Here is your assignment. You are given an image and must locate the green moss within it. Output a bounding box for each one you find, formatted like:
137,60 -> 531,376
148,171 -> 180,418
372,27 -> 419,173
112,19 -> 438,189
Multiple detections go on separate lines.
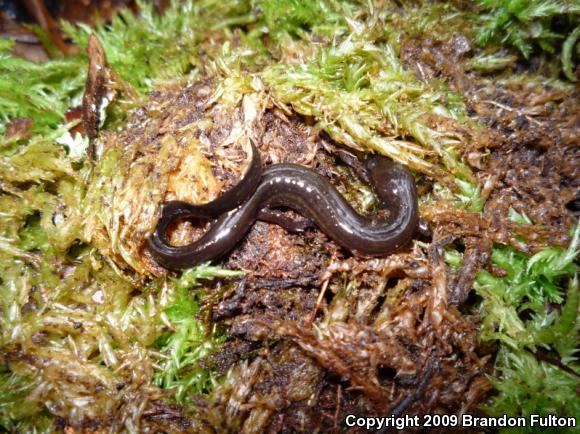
475,224 -> 580,419
0,40 -> 86,135
562,25 -> 580,80
154,265 -> 244,402
474,0 -> 580,77
0,370 -> 50,433
256,0 -> 348,42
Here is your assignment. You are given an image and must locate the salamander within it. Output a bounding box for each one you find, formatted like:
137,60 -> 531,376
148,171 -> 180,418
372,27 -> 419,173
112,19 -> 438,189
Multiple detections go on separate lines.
148,153 -> 419,270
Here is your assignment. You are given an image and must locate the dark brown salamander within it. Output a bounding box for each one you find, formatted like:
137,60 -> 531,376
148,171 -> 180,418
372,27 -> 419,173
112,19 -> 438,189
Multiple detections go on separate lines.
148,153 -> 419,270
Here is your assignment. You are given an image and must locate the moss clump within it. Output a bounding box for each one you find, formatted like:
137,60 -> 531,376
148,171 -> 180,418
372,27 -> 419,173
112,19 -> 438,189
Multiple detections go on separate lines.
474,0 -> 580,79
475,224 -> 579,421
0,0 -> 578,431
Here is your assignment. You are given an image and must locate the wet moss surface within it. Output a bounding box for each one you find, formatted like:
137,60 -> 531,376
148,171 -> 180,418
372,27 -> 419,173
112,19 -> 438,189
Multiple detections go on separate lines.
0,1 -> 578,432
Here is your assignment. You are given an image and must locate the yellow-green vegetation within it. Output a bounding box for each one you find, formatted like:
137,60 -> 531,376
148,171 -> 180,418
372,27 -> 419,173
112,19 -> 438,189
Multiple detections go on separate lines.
474,0 -> 580,80
262,38 -> 474,183
0,0 -> 578,431
0,123 -> 238,428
